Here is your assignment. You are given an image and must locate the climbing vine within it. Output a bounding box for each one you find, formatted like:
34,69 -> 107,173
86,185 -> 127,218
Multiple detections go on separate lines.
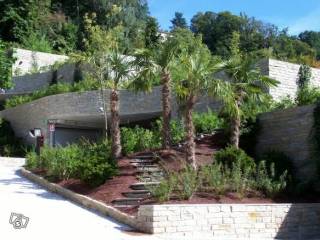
0,40 -> 16,89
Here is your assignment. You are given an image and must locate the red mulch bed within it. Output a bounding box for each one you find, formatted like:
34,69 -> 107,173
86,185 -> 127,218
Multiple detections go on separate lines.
32,133 -> 320,216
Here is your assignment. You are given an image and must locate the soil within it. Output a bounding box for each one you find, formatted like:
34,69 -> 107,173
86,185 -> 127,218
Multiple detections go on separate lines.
32,133 -> 320,216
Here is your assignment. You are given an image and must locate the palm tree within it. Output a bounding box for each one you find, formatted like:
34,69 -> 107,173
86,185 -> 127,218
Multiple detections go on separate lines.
172,32 -> 225,169
82,14 -> 133,158
107,52 -> 133,158
131,39 -> 178,149
211,55 -> 278,149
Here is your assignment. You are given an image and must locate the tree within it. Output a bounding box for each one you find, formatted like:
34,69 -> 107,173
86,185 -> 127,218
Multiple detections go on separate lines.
172,30 -> 225,169
170,12 -> 188,30
131,37 -> 179,149
54,0 -> 149,51
83,13 -> 133,159
299,31 -> 320,60
212,54 -> 278,148
0,0 -> 51,42
145,16 -> 160,49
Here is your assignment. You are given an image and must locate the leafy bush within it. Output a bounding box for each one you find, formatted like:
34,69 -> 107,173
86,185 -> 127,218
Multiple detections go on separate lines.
200,163 -> 228,195
152,118 -> 185,145
214,145 -> 255,171
121,126 -> 160,155
25,140 -> 117,187
25,151 -> 38,169
193,110 -> 224,134
175,166 -> 199,200
272,95 -> 296,110
76,140 -> 117,187
227,158 -> 253,197
260,150 -> 294,179
255,161 -> 287,197
296,86 -> 320,106
0,41 -> 16,89
22,32 -> 53,53
41,144 -> 82,181
5,78 -> 101,109
148,175 -> 177,202
0,119 -> 25,156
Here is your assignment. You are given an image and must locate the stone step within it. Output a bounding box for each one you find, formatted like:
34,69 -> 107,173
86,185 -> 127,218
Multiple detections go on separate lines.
122,190 -> 151,198
139,176 -> 164,183
112,198 -> 144,206
130,159 -> 156,164
130,182 -> 160,190
131,162 -> 158,168
131,155 -> 154,160
136,166 -> 161,172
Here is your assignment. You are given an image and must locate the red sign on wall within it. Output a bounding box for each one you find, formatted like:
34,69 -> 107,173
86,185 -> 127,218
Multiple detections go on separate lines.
49,124 -> 55,132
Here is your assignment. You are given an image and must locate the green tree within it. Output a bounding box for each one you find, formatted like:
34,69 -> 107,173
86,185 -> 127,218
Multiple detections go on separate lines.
0,40 -> 16,89
131,37 -> 179,149
0,0 -> 51,42
83,14 -> 133,158
212,54 -> 278,148
54,0 -> 149,51
170,12 -> 188,30
145,16 -> 160,49
172,30 -> 225,169
299,31 -> 320,60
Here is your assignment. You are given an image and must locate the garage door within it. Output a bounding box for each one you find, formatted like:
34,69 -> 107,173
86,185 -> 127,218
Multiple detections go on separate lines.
54,127 -> 102,147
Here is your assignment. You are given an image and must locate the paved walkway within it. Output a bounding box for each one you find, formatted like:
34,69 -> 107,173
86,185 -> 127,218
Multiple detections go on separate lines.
0,157 -> 162,240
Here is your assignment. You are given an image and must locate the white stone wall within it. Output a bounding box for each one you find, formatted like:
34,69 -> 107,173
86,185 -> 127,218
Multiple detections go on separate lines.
268,59 -> 320,101
12,48 -> 69,76
137,204 -> 320,239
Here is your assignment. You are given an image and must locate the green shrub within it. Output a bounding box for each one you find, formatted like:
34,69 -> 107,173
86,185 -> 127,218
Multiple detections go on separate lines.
296,86 -> 320,106
152,119 -> 185,145
200,163 -> 228,195
5,79 -> 101,109
227,159 -> 253,197
272,95 -> 296,110
175,167 -> 199,200
22,32 -> 53,53
25,140 -> 117,187
41,144 -> 82,181
0,119 -> 25,156
193,110 -> 224,134
25,151 -> 38,170
215,146 -> 256,171
260,150 -> 294,179
148,175 -> 177,202
255,161 -> 288,197
77,140 -> 117,187
121,126 -> 160,155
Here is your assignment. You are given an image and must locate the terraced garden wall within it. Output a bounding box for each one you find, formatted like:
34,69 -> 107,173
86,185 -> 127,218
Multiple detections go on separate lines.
136,204 -> 320,239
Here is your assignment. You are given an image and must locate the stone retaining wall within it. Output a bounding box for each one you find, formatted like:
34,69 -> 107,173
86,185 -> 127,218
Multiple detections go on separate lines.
137,204 -> 320,239
256,104 -> 316,181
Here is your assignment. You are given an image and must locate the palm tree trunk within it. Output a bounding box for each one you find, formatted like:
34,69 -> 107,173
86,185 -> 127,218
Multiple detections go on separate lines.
110,89 -> 122,159
230,103 -> 241,149
161,69 -> 172,149
185,95 -> 197,170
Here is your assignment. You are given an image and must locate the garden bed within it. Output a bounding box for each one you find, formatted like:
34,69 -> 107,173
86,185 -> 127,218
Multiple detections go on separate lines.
28,134 -> 320,218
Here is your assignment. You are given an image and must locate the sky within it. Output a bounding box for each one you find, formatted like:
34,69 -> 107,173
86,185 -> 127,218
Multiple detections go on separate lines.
148,0 -> 320,35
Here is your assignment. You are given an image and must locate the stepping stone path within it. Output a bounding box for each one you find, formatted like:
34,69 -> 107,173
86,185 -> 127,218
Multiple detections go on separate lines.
112,153 -> 164,208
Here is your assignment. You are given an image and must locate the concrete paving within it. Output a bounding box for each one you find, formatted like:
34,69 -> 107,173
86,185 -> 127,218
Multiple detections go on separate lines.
0,157 -> 163,240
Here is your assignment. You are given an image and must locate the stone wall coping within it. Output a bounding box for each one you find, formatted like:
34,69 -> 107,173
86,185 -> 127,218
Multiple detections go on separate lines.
139,203 -> 320,209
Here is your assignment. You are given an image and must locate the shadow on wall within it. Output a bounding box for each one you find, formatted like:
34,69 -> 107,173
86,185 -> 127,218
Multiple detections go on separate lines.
275,204 -> 320,239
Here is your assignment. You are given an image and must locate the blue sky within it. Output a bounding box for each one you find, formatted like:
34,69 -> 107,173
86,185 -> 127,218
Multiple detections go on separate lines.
148,0 -> 320,35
